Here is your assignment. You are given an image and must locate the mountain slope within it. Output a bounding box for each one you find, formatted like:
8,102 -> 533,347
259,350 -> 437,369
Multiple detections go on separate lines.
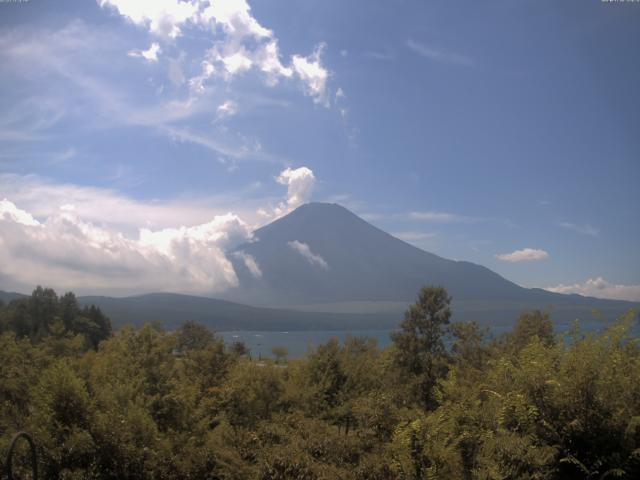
226,203 -> 520,304
222,203 -> 637,322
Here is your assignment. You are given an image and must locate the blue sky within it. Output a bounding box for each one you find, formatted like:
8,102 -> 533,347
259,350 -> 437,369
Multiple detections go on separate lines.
0,0 -> 639,300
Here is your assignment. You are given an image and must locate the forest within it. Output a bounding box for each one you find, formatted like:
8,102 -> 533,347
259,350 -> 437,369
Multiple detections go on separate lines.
0,286 -> 639,479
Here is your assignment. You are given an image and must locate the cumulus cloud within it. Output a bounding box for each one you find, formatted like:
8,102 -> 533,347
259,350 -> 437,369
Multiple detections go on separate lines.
0,165 -> 317,294
0,173 -> 250,232
546,277 -> 640,302
128,42 -> 161,61
0,199 -> 253,295
291,43 -> 330,105
287,240 -> 328,270
495,248 -> 549,263
99,0 -> 331,105
274,166 -> 316,216
0,198 -> 40,226
99,0 -> 199,39
138,213 -> 252,253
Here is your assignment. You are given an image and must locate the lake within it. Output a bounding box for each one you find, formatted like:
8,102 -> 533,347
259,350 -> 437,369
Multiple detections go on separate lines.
219,319 -> 640,359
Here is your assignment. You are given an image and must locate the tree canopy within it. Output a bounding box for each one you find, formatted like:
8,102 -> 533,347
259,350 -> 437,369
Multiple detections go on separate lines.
0,286 -> 639,479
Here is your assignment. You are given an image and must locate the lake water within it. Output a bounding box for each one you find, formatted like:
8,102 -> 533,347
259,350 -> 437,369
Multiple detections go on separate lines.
219,320 -> 640,359
219,329 -> 394,359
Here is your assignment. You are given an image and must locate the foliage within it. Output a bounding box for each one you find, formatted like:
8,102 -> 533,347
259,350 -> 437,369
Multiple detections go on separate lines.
0,287 -> 112,349
391,286 -> 452,409
0,287 -> 639,479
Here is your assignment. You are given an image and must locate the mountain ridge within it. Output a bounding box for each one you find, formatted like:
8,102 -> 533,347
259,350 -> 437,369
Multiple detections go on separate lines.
224,203 -> 631,308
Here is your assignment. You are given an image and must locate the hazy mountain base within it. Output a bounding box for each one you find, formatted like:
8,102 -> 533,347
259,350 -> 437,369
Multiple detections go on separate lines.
1,287 -> 639,479
3,289 -> 638,333
69,293 -> 636,331
76,294 -> 640,331
281,299 -> 639,325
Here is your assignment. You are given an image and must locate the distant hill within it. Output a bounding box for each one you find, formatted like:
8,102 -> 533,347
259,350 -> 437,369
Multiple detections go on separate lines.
0,290 -> 26,304
78,293 -> 637,331
5,287 -> 633,332
76,293 -> 398,331
0,289 -> 398,331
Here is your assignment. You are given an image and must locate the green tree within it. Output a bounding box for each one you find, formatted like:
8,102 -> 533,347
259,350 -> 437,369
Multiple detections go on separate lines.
391,285 -> 451,409
449,320 -> 490,372
230,340 -> 250,358
176,320 -> 215,351
28,286 -> 58,339
508,309 -> 554,352
74,305 -> 112,349
58,291 -> 80,331
222,360 -> 284,428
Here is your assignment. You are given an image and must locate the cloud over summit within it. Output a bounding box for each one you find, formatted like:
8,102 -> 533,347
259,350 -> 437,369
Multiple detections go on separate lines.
0,165 -> 316,295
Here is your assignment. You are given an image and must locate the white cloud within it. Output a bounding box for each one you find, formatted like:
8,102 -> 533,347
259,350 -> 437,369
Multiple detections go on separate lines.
0,173 -> 241,232
99,0 -> 331,106
495,248 -> 549,263
291,44 -> 330,105
99,0 -> 199,39
138,213 -> 253,254
0,200 -> 252,295
274,166 -> 316,215
0,198 -> 41,226
546,277 -> 640,302
0,166 -> 317,294
233,251 -> 262,278
217,99 -> 238,119
287,240 -> 328,270
407,39 -> 474,67
200,0 -> 271,38
558,222 -> 599,237
1,12 -> 333,167
0,168 -> 314,233
128,42 -> 161,61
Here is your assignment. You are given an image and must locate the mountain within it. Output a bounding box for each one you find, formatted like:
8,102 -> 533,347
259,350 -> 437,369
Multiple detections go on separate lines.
1,203 -> 637,330
0,290 -> 27,304
222,202 -> 638,324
